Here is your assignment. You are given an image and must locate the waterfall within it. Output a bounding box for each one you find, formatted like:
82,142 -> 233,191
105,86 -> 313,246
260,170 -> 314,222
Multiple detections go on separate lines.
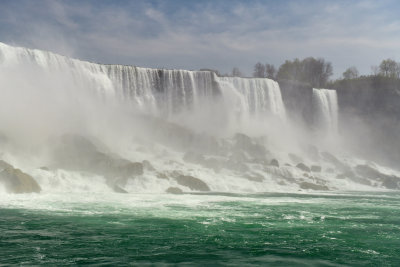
217,77 -> 286,121
0,42 -> 286,126
312,88 -> 338,133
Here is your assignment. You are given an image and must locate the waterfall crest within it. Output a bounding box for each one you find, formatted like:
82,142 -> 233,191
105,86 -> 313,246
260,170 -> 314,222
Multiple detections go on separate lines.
0,42 -> 285,125
312,88 -> 339,133
217,77 -> 286,120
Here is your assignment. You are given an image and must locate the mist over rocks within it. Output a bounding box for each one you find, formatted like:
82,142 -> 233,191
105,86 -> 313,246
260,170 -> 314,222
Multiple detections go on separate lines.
0,160 -> 41,193
0,42 -> 399,194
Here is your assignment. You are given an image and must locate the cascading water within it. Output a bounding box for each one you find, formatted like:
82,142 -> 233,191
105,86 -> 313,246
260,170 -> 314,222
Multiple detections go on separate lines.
0,41 -> 286,128
312,88 -> 339,134
0,42 -> 217,117
1,41 -> 399,196
217,77 -> 286,121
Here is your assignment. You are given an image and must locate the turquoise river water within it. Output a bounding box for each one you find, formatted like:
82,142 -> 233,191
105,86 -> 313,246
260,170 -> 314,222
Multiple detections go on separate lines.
1,191 -> 399,266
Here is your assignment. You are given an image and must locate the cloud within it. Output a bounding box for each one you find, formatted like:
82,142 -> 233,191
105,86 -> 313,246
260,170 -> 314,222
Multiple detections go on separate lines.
0,0 -> 399,78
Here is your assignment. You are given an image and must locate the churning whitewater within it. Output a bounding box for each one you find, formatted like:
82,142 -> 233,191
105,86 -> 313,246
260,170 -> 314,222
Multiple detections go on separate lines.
1,42 -> 400,195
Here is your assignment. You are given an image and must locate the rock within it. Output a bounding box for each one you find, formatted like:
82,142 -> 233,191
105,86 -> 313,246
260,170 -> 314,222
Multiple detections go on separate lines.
191,134 -> 221,155
247,143 -> 268,160
336,170 -> 371,185
234,133 -> 267,160
166,187 -> 183,194
234,133 -> 253,149
52,134 -> 144,179
270,159 -> 279,167
175,175 -> 210,191
382,178 -> 399,189
289,153 -> 303,164
245,173 -> 264,182
321,152 -> 350,172
311,165 -> 322,172
112,184 -> 128,193
296,163 -> 311,172
39,166 -> 50,171
355,165 -> 399,189
117,162 -> 143,177
142,160 -> 155,171
299,182 -> 329,191
0,160 -> 41,193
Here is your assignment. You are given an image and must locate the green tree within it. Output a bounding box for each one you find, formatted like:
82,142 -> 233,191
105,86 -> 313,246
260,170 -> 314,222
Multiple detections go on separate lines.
379,59 -> 400,78
343,66 -> 359,79
265,64 -> 276,79
276,57 -> 333,87
253,62 -> 266,78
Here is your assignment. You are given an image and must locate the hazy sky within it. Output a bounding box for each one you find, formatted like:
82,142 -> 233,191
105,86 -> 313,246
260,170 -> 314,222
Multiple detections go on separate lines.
1,0 -> 400,78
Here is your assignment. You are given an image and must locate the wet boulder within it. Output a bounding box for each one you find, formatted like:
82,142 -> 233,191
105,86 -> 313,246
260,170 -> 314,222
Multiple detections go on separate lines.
142,160 -> 156,171
175,175 -> 210,191
245,173 -> 264,182
166,187 -> 183,194
0,160 -> 41,193
117,162 -> 143,177
289,153 -> 303,164
321,152 -> 350,172
355,165 -> 400,189
299,182 -> 329,191
270,159 -> 279,167
51,134 -> 143,179
311,165 -> 322,172
234,133 -> 267,160
112,184 -> 128,193
296,163 -> 311,172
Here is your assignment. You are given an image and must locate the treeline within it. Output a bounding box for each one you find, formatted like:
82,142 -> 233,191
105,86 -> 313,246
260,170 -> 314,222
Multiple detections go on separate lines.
202,57 -> 400,88
233,57 -> 333,88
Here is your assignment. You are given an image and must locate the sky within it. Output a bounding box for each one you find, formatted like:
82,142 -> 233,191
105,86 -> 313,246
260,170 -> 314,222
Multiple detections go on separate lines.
1,0 -> 400,78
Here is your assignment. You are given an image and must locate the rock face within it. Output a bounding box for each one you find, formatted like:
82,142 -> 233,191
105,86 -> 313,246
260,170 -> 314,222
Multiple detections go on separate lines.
234,133 -> 267,160
288,153 -> 303,164
142,160 -> 155,171
0,160 -> 41,193
299,182 -> 329,191
52,134 -> 143,179
296,163 -> 311,172
311,165 -> 322,172
333,76 -> 400,165
270,159 -> 279,167
175,175 -> 210,191
166,187 -> 183,194
321,152 -> 349,172
279,79 -> 313,125
355,165 -> 400,189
